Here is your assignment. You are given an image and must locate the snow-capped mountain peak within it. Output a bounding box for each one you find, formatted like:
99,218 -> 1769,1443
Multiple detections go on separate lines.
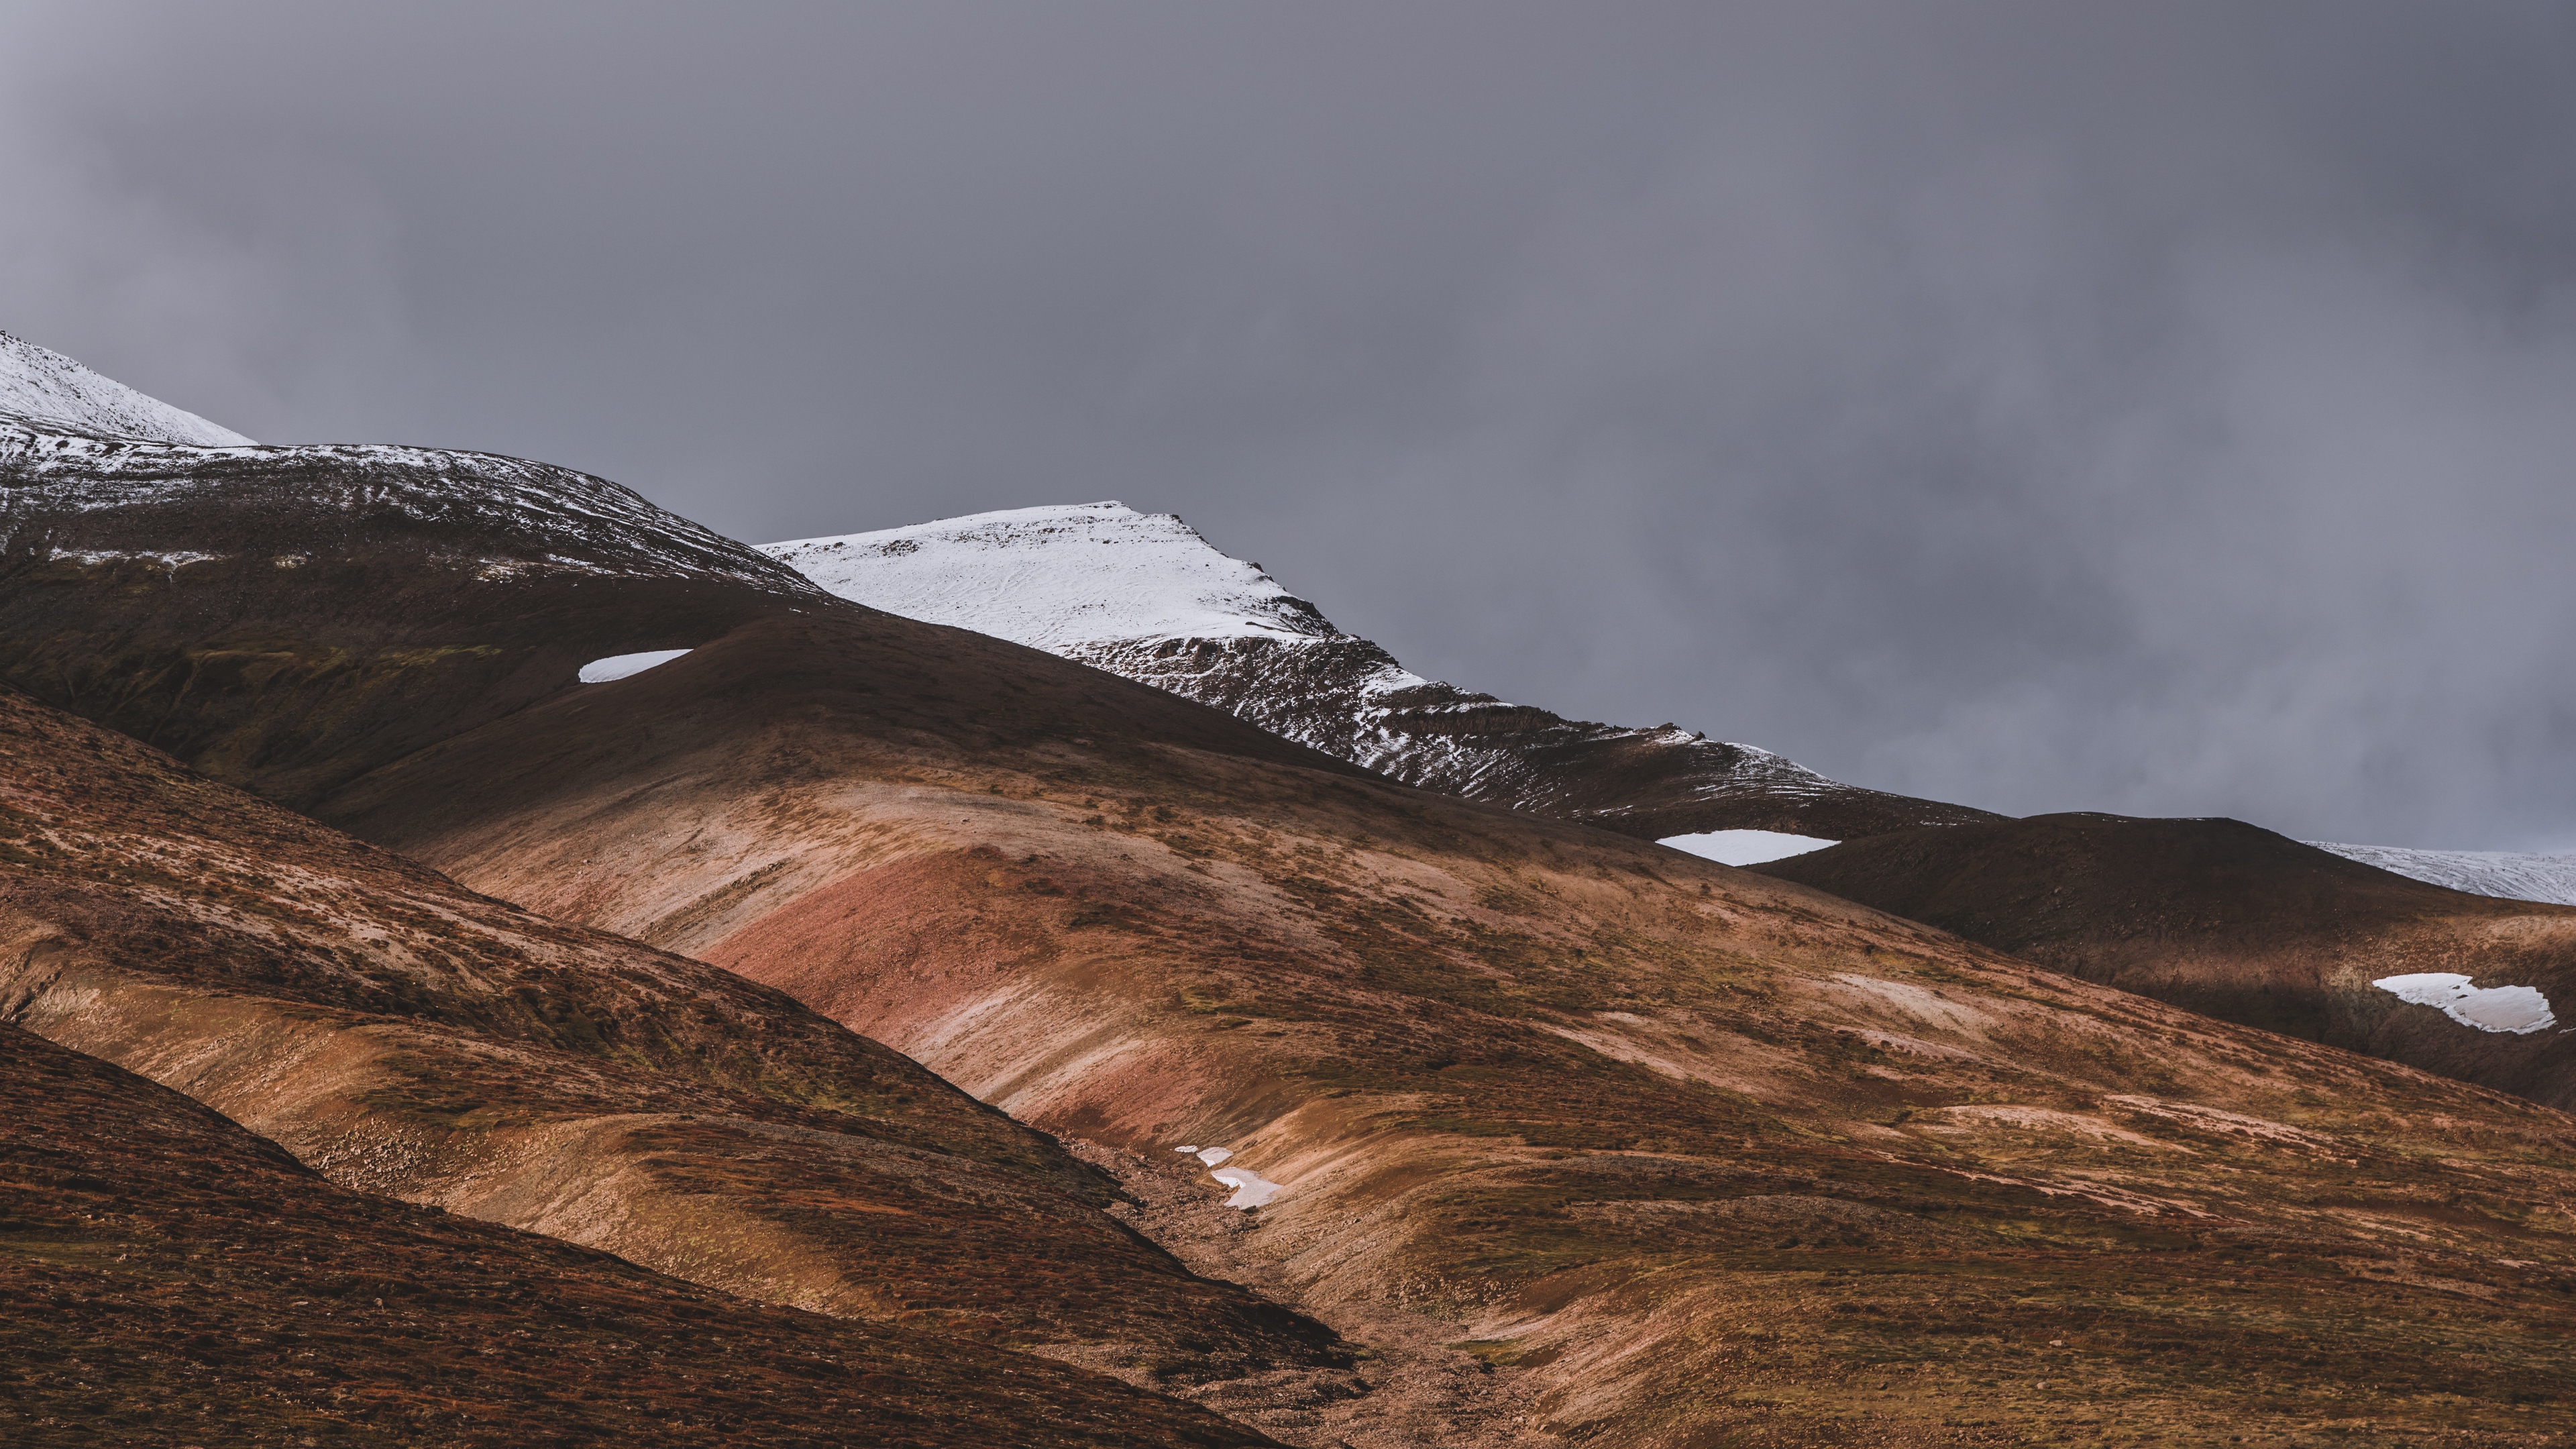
0,331 -> 253,447
762,501 -> 1998,841
761,502 -> 1343,653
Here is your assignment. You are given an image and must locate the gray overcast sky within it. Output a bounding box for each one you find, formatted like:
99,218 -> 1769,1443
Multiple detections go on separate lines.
7,2 -> 2575,849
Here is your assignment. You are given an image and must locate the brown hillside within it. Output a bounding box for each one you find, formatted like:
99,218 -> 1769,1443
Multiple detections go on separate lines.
1752,813 -> 2576,1108
16,437 -> 2576,1441
324,608 -> 2576,1447
0,686 -> 1342,1385
0,1021 -> 1275,1448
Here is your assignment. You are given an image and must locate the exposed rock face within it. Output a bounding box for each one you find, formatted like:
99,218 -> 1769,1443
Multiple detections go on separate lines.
1754,812 -> 2576,1107
763,502 -> 1998,841
0,1022 -> 1279,1448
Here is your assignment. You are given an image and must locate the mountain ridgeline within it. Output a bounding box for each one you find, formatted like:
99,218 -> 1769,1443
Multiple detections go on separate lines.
762,502 -> 2000,842
11,338 -> 2576,1444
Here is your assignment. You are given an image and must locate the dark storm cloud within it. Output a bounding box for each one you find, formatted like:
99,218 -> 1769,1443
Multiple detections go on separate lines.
7,2 -> 2576,847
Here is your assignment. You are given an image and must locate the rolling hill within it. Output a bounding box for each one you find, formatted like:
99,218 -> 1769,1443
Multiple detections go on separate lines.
1753,813 -> 2576,1108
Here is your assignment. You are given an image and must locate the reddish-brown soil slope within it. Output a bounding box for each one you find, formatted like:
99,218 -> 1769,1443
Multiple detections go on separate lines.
325,609 -> 2576,1446
0,687 -> 1341,1385
1753,813 -> 2576,1108
0,1021 -> 1277,1448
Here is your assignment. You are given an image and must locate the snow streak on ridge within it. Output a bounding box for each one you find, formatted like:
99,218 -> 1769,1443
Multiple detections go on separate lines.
2310,841 -> 2576,908
1,421 -> 821,595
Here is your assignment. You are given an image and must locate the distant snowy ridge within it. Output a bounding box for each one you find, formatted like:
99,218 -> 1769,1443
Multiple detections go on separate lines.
765,502 -> 1346,653
1,420 -> 819,595
0,331 -> 252,447
761,502 -> 1997,840
2310,842 -> 2576,908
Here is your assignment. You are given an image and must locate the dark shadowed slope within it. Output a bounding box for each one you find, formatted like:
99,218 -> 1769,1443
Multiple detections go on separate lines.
0,686 -> 1343,1385
1754,812 -> 2576,1108
0,1022 -> 1277,1449
763,502 -> 1997,841
0,417 -> 822,810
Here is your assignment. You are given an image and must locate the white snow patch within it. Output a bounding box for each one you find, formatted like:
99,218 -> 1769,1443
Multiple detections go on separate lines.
578,649 -> 691,684
1173,1144 -> 1201,1155
1194,1146 -> 1234,1167
0,331 -> 252,446
759,501 -> 1346,653
1210,1165 -> 1283,1209
2310,842 -> 2576,908
1660,829 -> 1837,866
2372,973 -> 2556,1034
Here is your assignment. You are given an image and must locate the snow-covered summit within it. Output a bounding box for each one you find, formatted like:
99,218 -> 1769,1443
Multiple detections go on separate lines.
0,331 -> 252,447
761,500 -> 1999,841
761,502 -> 1345,653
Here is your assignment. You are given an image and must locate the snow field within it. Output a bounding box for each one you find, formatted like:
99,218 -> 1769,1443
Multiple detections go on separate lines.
1660,829 -> 1838,866
578,649 -> 692,684
761,502 -> 1343,653
2371,973 -> 2556,1034
1175,1143 -> 1274,1208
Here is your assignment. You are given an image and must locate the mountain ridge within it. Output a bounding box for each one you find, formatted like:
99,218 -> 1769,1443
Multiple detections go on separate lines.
762,502 -> 2000,842
19,347 -> 2576,1444
0,330 -> 253,447
1752,812 -> 2576,1107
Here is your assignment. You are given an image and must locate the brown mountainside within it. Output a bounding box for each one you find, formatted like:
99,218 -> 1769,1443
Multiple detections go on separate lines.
327,610 -> 2576,1444
1752,813 -> 2576,1108
13,430 -> 2576,1441
0,687 -> 1341,1385
0,1021 -> 1275,1448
